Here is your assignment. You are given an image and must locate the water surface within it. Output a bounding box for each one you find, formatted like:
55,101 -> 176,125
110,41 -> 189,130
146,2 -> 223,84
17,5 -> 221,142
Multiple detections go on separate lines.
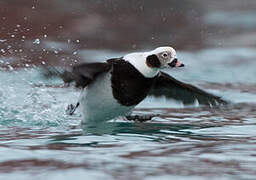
1,48 -> 256,180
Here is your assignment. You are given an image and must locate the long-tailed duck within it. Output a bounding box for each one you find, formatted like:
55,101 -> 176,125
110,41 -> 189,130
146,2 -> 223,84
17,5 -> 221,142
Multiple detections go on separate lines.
45,46 -> 227,123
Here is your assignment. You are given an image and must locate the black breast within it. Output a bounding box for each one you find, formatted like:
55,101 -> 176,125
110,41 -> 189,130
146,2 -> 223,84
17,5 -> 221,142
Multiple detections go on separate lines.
108,59 -> 156,106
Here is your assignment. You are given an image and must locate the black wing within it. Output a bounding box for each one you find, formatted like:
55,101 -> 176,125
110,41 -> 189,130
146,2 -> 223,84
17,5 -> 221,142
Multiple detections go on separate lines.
42,62 -> 112,88
149,71 -> 228,106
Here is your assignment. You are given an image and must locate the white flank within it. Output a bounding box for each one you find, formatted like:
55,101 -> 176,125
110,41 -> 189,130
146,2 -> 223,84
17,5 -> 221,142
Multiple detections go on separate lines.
79,72 -> 134,123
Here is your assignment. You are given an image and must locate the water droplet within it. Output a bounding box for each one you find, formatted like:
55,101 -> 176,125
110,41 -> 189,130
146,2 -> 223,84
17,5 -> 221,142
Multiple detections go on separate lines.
0,39 -> 7,43
8,65 -> 14,71
33,39 -> 40,44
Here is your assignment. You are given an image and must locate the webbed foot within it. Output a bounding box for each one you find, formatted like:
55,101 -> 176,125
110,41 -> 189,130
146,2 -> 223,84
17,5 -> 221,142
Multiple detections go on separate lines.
66,102 -> 80,115
125,114 -> 157,122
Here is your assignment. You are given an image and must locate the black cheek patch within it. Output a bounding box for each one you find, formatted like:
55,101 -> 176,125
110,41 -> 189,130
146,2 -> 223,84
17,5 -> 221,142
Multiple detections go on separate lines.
146,54 -> 161,68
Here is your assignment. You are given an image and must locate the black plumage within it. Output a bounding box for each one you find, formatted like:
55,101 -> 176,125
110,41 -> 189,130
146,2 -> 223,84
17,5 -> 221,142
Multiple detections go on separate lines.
149,71 -> 227,106
42,58 -> 227,107
109,59 -> 156,106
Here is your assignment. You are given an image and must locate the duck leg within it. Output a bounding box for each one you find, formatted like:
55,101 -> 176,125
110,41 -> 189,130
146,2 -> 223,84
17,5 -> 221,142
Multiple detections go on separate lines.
66,102 -> 80,115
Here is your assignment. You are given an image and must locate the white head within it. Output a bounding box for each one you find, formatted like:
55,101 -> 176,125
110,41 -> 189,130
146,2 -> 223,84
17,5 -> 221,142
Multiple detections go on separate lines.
124,46 -> 184,78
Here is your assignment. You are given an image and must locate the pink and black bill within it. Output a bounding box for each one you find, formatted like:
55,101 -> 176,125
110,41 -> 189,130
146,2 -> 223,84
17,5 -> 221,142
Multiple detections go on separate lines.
168,58 -> 184,68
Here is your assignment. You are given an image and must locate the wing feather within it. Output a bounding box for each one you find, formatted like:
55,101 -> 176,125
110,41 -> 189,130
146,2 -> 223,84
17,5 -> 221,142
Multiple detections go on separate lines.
42,62 -> 111,88
149,71 -> 228,106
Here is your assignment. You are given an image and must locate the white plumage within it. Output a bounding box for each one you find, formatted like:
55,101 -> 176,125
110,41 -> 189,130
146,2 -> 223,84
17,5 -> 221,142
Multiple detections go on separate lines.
79,71 -> 134,123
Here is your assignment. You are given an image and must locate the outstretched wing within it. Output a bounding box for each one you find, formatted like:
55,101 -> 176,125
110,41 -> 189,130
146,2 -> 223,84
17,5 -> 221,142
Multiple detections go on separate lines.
42,62 -> 112,88
149,71 -> 228,106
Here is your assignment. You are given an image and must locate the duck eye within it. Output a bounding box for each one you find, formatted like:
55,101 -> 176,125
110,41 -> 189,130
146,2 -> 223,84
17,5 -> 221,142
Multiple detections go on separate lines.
162,53 -> 168,58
